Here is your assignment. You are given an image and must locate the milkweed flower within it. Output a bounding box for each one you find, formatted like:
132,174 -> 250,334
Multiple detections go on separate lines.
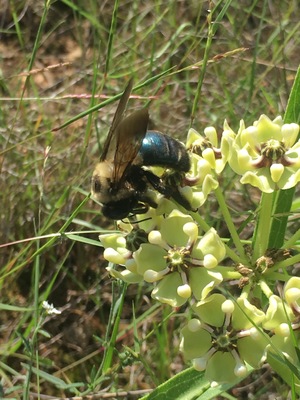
99,207 -> 168,283
180,294 -> 267,384
183,125 -> 235,208
100,230 -> 143,283
265,277 -> 300,389
134,209 -> 226,307
187,123 -> 235,174
228,115 -> 300,192
99,209 -> 225,306
264,277 -> 300,337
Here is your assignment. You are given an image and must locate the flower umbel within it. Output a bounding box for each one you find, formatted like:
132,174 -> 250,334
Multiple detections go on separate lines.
187,123 -> 235,174
180,294 -> 267,384
228,115 -> 300,192
182,125 -> 235,209
134,210 -> 225,307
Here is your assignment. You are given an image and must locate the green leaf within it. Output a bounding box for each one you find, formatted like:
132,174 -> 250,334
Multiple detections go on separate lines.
267,352 -> 300,395
284,66 -> 300,125
38,329 -> 51,338
140,367 -> 245,400
0,303 -> 33,312
67,234 -> 103,247
22,363 -> 84,390
268,188 -> 294,249
268,66 -> 300,249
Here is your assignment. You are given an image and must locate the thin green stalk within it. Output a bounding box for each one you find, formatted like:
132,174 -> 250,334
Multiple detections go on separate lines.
23,244 -> 41,400
213,267 -> 241,280
35,349 -> 40,399
273,253 -> 300,271
283,227 -> 300,249
104,0 -> 119,77
259,279 -> 273,298
190,0 -> 233,127
252,192 -> 273,263
0,194 -> 91,282
245,0 -> 268,112
50,67 -> 176,133
79,46 -> 101,169
23,0 -> 52,94
189,8 -> 213,127
33,252 -> 40,333
192,212 -> 212,232
9,0 -> 25,48
102,281 -> 127,373
214,186 -> 247,262
92,281 -> 128,384
223,245 -> 244,264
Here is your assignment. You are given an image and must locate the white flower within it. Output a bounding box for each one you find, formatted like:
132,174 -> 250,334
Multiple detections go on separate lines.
42,300 -> 61,315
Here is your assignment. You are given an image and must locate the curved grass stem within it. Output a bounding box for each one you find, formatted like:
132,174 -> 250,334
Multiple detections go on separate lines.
214,186 -> 248,263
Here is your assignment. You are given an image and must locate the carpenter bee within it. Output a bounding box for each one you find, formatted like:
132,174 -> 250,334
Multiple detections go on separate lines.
91,79 -> 193,219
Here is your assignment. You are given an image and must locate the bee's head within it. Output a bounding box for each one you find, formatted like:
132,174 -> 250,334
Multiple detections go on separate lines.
91,162 -> 115,203
102,198 -> 139,220
91,161 -> 151,219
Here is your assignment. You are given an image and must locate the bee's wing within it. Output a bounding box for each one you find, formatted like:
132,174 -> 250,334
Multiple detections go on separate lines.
100,78 -> 134,161
100,78 -> 149,185
113,108 -> 149,183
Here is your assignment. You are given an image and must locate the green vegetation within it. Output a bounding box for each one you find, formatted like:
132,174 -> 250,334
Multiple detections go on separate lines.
1,0 -> 300,398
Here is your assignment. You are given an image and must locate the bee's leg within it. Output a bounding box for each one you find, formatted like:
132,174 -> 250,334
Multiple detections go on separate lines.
144,170 -> 197,212
142,169 -> 171,195
163,171 -> 197,212
168,186 -> 196,212
143,169 -> 196,212
138,195 -> 157,210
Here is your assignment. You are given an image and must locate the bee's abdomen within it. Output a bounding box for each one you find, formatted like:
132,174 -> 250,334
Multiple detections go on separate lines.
138,131 -> 190,172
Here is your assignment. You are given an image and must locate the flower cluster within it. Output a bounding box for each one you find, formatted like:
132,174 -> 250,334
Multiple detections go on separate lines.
100,210 -> 226,307
227,115 -> 300,192
98,114 -> 300,387
180,293 -> 267,383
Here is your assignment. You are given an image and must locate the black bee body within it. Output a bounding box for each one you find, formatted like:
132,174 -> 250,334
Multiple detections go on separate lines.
138,131 -> 190,172
91,79 -> 192,219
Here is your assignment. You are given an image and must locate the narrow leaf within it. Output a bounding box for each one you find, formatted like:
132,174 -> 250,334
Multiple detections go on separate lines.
268,66 -> 300,248
140,367 -> 246,400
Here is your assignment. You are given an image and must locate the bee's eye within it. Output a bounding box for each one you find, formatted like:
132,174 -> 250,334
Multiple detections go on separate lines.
92,176 -> 101,193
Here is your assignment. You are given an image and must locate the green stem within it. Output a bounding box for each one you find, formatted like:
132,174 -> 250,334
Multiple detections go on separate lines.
213,267 -> 241,280
95,281 -> 127,378
190,0 -> 232,126
259,279 -> 273,298
0,194 -> 90,282
265,272 -> 291,282
192,212 -> 212,232
223,245 -> 243,264
189,11 -> 214,127
283,227 -> 300,249
104,0 -> 119,77
252,192 -> 274,263
273,253 -> 300,271
214,186 -> 247,262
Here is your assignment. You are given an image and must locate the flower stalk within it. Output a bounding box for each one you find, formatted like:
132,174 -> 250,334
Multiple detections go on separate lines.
252,192 -> 274,262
